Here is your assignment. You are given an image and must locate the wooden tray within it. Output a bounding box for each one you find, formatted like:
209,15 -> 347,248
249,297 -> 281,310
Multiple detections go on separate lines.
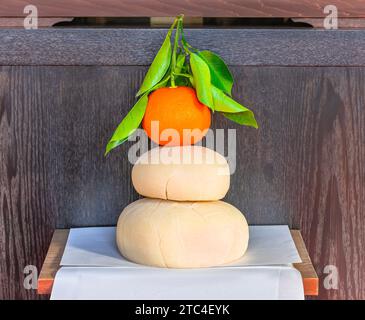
37,229 -> 319,296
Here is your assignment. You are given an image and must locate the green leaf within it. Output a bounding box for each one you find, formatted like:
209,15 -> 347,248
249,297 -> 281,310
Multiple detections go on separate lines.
211,85 -> 247,113
105,94 -> 149,155
211,86 -> 258,128
150,75 -> 171,91
105,138 -> 128,154
198,50 -> 233,96
190,53 -> 214,110
223,112 -> 258,128
136,32 -> 172,97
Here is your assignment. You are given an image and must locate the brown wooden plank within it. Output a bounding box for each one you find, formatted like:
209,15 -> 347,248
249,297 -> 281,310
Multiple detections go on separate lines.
0,18 -> 72,28
1,0 -> 365,18
291,230 -> 319,296
293,18 -> 365,28
37,230 -> 69,295
37,229 -> 317,296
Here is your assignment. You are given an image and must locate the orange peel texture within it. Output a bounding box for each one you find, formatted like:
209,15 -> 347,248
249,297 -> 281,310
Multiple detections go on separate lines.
142,86 -> 211,146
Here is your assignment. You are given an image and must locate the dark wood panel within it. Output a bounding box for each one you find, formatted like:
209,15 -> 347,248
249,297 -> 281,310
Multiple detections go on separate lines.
46,66 -> 145,227
0,66 -> 364,299
0,66 -> 53,299
1,0 -> 365,17
2,29 -> 365,66
225,66 -> 365,299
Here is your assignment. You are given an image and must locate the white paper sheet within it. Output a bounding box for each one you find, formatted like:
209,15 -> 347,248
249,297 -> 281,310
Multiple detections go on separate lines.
60,225 -> 302,267
51,266 -> 304,300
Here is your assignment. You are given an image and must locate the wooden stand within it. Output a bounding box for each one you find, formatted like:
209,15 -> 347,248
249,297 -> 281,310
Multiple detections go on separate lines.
38,229 -> 319,296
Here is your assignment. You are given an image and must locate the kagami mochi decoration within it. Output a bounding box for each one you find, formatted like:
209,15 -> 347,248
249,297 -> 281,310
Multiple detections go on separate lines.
105,14 -> 257,154
109,14 -> 256,269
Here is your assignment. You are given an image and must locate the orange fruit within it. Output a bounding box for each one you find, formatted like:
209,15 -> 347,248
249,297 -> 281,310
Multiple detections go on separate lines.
142,86 -> 211,146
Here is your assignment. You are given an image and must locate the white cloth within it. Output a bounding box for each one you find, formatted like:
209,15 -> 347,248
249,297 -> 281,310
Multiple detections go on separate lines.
51,266 -> 304,300
51,226 -> 304,300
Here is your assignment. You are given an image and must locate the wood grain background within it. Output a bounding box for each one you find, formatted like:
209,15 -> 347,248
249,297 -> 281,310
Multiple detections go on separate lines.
0,29 -> 365,299
2,29 -> 365,67
1,0 -> 365,18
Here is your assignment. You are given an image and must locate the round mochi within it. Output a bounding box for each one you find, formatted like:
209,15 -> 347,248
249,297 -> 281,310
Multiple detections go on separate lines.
132,146 -> 230,201
116,198 -> 249,268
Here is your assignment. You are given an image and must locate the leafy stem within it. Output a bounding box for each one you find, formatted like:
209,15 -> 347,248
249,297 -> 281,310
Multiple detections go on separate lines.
173,72 -> 192,79
179,20 -> 196,54
170,15 -> 183,87
167,15 -> 179,37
